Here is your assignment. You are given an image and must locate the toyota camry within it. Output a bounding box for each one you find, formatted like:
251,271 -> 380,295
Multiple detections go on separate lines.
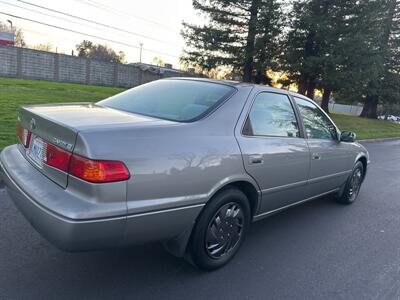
0,78 -> 369,270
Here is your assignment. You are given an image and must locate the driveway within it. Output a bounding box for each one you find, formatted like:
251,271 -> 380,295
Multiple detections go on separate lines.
1,140 -> 399,300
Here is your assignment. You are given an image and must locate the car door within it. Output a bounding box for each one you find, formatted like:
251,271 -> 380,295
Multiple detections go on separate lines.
292,96 -> 354,196
235,91 -> 310,214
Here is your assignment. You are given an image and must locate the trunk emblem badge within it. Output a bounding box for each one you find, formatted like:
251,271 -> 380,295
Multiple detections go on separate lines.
29,118 -> 36,131
53,138 -> 73,151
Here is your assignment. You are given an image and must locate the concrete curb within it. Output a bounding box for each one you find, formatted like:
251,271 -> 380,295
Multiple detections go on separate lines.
0,150 -> 3,189
358,137 -> 400,143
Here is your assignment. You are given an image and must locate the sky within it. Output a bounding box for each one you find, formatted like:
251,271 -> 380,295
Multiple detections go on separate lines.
0,0 -> 201,67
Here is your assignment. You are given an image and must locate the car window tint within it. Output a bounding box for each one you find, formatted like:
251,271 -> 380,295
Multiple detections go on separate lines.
245,93 -> 299,138
294,97 -> 337,140
98,80 -> 235,122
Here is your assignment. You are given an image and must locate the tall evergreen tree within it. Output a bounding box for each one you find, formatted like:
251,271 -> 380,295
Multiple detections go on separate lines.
319,0 -> 381,112
360,0 -> 400,118
181,0 -> 282,82
253,0 -> 283,84
281,0 -> 359,103
334,0 -> 400,119
281,0 -> 394,117
318,0 -> 357,112
280,0 -> 325,99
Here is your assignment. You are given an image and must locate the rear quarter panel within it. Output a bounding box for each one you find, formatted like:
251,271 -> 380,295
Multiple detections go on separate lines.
74,86 -> 257,215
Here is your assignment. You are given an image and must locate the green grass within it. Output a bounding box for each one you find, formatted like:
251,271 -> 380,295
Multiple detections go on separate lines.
331,113 -> 400,140
0,77 -> 399,149
0,77 -> 125,149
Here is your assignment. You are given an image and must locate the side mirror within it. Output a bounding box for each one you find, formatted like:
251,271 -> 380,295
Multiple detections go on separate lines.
340,131 -> 356,143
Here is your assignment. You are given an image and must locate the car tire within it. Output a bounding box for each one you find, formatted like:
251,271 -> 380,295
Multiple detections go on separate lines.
188,187 -> 251,271
336,161 -> 364,205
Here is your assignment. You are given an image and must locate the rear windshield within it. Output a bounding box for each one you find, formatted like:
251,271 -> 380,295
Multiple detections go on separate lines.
97,79 -> 236,122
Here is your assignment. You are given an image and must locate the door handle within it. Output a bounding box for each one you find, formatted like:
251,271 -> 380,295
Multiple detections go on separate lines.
249,154 -> 263,164
312,153 -> 321,160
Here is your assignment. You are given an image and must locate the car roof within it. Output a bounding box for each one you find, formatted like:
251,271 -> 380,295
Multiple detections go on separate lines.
163,77 -> 250,87
164,77 -> 310,99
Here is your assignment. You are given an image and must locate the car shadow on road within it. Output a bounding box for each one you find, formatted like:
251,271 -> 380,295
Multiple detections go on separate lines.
45,195 -> 344,277
65,195 -> 341,268
0,193 -> 359,298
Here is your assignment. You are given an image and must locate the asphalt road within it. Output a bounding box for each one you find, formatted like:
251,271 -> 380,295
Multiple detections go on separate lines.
1,140 -> 400,300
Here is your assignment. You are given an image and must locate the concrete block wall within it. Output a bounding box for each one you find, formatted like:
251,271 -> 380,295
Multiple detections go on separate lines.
21,48 -> 55,80
0,46 -> 17,77
89,60 -> 115,86
117,64 -> 141,87
58,54 -> 86,84
0,45 -> 197,88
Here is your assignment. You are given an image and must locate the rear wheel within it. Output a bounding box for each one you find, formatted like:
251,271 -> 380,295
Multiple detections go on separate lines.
336,161 -> 364,205
188,187 -> 251,271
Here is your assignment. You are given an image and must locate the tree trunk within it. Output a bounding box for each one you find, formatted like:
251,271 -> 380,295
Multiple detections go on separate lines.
254,70 -> 268,84
360,95 -> 378,119
321,88 -> 331,113
242,0 -> 260,82
306,80 -> 316,99
301,30 -> 317,98
298,77 -> 308,95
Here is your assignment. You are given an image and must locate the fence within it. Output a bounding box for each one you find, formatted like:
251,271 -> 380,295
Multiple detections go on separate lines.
328,103 -> 363,116
0,45 -> 197,88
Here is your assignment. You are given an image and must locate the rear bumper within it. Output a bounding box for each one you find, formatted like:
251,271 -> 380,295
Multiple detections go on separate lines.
0,146 -> 125,251
0,145 -> 203,252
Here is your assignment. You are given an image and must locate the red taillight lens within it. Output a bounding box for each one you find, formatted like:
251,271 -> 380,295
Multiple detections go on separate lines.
19,132 -> 130,183
45,143 -> 72,172
17,123 -> 31,148
69,155 -> 130,183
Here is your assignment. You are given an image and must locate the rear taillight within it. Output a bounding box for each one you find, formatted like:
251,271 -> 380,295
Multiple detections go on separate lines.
22,135 -> 130,183
45,143 -> 72,172
69,155 -> 130,183
17,123 -> 31,148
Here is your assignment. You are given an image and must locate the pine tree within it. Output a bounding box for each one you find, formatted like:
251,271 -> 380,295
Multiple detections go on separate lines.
181,0 -> 282,82
281,0 -> 355,103
253,0 -> 283,84
280,0 -> 329,99
319,0 -> 379,112
360,0 -> 400,118
318,0 -> 356,112
281,0 -> 393,116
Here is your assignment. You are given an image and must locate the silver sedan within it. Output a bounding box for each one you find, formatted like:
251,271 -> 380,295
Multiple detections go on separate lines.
0,78 -> 369,270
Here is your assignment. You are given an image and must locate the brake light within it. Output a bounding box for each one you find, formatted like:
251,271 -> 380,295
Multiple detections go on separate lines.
69,155 -> 130,183
45,143 -> 72,172
17,123 -> 31,148
22,135 -> 130,183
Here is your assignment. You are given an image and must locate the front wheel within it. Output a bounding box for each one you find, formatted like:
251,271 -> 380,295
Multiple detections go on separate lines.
188,188 -> 251,271
336,161 -> 364,205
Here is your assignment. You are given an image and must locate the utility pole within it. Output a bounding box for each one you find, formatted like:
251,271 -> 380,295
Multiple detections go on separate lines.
6,19 -> 12,32
139,42 -> 143,63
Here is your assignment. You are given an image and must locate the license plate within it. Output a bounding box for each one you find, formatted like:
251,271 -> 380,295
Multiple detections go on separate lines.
27,136 -> 45,167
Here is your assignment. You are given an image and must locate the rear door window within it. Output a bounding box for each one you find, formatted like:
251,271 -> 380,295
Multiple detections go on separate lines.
243,93 -> 300,138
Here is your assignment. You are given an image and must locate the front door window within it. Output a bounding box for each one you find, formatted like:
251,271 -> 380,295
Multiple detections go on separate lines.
294,97 -> 337,140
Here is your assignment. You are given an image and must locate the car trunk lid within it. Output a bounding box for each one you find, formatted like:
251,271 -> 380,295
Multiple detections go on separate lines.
18,102 -> 172,188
